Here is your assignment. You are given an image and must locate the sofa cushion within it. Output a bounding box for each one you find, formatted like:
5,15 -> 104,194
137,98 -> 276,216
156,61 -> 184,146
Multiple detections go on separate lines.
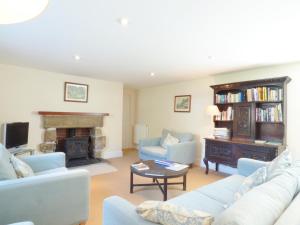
160,129 -> 193,146
197,175 -> 245,205
35,167 -> 68,175
136,200 -> 213,225
141,146 -> 167,158
0,144 -> 17,180
10,154 -> 34,178
213,170 -> 299,225
168,191 -> 226,216
267,150 -> 292,180
274,192 -> 300,225
162,133 -> 179,149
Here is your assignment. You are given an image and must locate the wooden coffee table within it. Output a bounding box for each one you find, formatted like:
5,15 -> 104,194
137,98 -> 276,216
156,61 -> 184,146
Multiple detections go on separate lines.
130,160 -> 189,201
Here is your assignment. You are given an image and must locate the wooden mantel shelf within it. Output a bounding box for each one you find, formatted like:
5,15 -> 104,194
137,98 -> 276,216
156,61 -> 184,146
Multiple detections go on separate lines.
38,111 -> 109,116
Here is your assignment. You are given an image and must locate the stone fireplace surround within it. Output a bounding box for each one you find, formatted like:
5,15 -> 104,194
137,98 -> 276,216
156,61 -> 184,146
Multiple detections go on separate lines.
38,111 -> 109,167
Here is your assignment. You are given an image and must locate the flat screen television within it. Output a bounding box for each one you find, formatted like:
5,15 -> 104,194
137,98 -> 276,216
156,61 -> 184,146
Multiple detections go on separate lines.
3,122 -> 29,149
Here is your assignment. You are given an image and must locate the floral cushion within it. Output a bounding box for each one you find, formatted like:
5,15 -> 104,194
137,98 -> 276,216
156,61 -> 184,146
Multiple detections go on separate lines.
234,150 -> 292,201
10,155 -> 34,178
136,201 -> 213,225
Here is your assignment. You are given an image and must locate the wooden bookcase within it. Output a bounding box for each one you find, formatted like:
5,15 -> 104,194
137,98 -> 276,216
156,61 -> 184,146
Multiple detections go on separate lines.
204,76 -> 291,174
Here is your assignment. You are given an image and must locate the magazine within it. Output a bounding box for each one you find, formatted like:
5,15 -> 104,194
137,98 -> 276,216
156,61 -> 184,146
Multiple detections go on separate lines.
131,162 -> 149,171
166,163 -> 188,171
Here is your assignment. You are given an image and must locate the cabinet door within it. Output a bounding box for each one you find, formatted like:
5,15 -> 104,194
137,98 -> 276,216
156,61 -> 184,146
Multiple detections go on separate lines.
233,103 -> 255,140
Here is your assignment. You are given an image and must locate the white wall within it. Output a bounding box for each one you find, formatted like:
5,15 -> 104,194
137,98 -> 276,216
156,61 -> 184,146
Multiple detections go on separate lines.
0,64 -> 123,158
137,62 -> 300,172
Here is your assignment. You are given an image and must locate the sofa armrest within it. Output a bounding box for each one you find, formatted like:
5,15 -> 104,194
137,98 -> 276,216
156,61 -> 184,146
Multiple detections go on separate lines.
20,152 -> 65,173
0,169 -> 89,225
139,137 -> 161,147
103,196 -> 154,225
166,141 -> 196,165
237,158 -> 270,176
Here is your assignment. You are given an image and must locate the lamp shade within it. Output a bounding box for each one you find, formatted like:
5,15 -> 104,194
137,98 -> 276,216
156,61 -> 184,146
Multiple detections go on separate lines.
0,0 -> 48,24
206,105 -> 220,116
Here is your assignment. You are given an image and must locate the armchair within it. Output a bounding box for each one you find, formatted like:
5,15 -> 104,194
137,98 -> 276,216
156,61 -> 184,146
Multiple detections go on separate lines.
0,152 -> 89,225
138,129 -> 196,165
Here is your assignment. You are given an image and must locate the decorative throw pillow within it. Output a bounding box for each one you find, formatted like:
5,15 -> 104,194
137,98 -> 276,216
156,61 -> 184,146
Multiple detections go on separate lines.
0,144 -> 17,180
137,201 -> 214,225
234,166 -> 267,201
10,155 -> 34,178
234,150 -> 292,201
214,170 -> 299,225
266,150 -> 292,180
162,133 -> 180,149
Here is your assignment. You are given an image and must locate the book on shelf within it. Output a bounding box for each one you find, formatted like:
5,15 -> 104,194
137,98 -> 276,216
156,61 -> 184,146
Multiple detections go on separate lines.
131,162 -> 149,171
256,104 -> 283,122
247,87 -> 283,102
215,106 -> 233,121
254,140 -> 267,144
215,92 -> 244,103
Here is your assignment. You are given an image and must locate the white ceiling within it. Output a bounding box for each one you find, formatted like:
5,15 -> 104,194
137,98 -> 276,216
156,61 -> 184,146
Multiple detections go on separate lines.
1,0 -> 300,88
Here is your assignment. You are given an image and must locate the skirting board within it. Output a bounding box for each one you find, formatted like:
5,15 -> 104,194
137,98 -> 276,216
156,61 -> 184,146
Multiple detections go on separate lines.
101,149 -> 123,159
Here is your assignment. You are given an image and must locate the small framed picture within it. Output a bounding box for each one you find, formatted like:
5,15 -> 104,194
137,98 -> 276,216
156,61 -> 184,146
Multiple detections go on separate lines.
64,82 -> 89,103
174,95 -> 191,112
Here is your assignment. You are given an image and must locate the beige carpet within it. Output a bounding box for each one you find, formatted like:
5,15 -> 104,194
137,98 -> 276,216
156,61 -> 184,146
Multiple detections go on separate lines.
87,149 -> 226,225
70,162 -> 117,176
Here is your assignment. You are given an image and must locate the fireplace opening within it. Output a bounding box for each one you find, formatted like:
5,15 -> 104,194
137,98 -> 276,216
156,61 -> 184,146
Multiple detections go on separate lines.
56,127 -> 101,167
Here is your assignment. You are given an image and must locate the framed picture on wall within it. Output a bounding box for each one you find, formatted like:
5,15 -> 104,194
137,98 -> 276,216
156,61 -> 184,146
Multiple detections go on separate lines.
174,95 -> 191,112
64,82 -> 89,103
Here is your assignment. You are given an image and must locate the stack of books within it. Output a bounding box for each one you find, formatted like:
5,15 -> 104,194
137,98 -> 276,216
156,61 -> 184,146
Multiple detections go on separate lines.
246,87 -> 283,102
215,106 -> 233,121
256,104 -> 283,122
213,128 -> 231,140
215,92 -> 244,103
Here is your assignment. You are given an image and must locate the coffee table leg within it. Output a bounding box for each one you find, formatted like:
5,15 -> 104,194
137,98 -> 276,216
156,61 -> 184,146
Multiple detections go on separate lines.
130,171 -> 133,193
183,175 -> 186,191
163,178 -> 167,201
152,178 -> 155,183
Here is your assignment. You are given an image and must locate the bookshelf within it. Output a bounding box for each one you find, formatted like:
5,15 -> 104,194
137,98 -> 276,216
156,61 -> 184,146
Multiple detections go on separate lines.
204,76 -> 291,174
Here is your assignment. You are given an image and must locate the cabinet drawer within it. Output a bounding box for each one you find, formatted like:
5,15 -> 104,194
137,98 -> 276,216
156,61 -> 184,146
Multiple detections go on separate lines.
235,144 -> 276,161
205,140 -> 233,160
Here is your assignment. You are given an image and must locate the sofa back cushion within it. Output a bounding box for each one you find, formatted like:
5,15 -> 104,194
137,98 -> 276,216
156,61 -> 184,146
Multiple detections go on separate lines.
0,144 -> 17,180
213,169 -> 299,225
160,129 -> 193,146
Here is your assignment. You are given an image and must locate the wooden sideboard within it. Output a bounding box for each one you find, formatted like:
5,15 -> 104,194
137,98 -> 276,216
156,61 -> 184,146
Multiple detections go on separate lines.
203,138 -> 281,174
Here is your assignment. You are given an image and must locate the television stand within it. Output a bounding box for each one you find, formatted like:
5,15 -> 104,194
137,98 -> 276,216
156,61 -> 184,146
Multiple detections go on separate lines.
10,148 -> 35,156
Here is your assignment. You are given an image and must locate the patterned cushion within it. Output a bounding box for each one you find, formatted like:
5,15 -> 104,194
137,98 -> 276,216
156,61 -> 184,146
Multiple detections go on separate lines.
137,201 -> 214,225
214,170 -> 299,225
234,150 -> 292,200
0,144 -> 17,180
10,155 -> 34,178
234,166 -> 267,201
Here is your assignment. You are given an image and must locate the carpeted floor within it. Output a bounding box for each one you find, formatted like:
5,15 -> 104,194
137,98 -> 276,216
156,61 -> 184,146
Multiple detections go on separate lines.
86,149 -> 226,225
70,161 -> 117,177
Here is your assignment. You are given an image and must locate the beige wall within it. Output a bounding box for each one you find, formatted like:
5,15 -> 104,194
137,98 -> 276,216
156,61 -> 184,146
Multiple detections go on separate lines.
122,87 -> 137,148
137,62 -> 300,171
0,64 -> 123,158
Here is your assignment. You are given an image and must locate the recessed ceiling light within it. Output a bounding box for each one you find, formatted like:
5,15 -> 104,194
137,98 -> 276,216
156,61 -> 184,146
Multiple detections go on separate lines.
118,17 -> 129,26
74,55 -> 80,61
150,72 -> 155,77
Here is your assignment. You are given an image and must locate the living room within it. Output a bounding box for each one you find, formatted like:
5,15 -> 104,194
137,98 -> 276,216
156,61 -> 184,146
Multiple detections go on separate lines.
1,1 -> 300,225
